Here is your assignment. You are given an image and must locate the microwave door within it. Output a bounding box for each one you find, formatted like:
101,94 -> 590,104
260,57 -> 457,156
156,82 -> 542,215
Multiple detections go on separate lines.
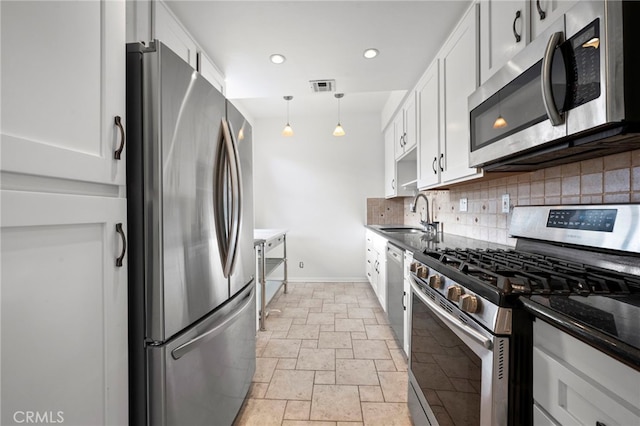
468,18 -> 567,168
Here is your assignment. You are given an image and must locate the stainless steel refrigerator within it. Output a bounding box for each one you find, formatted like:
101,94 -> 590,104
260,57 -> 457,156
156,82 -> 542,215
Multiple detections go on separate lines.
126,41 -> 255,426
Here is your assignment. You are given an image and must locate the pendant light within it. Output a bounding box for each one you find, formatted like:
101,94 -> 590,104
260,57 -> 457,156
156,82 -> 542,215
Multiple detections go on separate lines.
282,95 -> 294,137
493,91 -> 508,129
333,93 -> 345,136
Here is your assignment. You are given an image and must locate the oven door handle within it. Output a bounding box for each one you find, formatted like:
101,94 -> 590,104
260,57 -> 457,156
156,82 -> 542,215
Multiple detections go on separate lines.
411,278 -> 493,350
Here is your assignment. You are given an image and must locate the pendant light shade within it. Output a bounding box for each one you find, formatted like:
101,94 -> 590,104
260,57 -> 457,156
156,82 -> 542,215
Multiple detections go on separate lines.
493,91 -> 507,129
282,95 -> 294,137
333,93 -> 345,137
493,115 -> 508,129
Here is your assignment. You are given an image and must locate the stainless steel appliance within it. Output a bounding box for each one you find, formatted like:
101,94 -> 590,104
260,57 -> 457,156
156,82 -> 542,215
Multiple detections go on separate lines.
386,243 -> 405,347
468,1 -> 640,171
408,204 -> 640,425
126,41 -> 255,426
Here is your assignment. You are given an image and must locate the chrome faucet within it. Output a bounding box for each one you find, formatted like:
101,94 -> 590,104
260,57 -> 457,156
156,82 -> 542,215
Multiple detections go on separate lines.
410,192 -> 437,233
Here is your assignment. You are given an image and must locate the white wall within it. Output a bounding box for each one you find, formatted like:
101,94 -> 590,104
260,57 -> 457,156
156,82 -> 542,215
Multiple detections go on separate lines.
253,111 -> 384,282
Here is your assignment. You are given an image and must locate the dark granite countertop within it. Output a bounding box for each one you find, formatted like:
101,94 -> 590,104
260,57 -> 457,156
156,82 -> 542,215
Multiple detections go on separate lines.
366,224 -> 510,254
366,224 -> 640,371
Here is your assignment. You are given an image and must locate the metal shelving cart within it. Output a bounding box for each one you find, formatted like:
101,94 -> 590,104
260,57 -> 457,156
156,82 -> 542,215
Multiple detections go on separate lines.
254,229 -> 288,331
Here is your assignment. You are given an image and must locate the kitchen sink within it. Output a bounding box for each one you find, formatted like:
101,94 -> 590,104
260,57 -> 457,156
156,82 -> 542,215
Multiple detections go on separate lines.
379,227 -> 426,233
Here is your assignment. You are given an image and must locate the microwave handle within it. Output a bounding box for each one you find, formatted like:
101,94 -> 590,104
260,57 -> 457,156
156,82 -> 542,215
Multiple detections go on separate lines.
541,31 -> 565,126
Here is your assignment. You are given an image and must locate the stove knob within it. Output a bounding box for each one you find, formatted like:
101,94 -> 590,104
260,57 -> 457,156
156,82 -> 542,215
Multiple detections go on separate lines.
459,294 -> 479,313
446,285 -> 463,302
416,266 -> 428,278
410,262 -> 418,273
428,274 -> 442,289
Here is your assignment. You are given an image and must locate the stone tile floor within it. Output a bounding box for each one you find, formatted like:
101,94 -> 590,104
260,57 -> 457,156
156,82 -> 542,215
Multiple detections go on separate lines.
233,282 -> 414,426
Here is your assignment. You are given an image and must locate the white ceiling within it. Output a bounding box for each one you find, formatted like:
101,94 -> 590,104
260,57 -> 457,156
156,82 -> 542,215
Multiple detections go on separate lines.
165,0 -> 472,120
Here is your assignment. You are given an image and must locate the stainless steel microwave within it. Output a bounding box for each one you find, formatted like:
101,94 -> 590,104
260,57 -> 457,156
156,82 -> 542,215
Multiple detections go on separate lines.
468,1 -> 640,171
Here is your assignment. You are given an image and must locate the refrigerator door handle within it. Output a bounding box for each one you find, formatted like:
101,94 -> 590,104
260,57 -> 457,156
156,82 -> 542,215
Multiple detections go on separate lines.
221,118 -> 241,278
227,118 -> 243,275
214,118 -> 240,278
171,286 -> 255,360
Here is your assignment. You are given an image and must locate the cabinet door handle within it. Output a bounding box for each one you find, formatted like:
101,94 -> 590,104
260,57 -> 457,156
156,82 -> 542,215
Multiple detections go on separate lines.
115,223 -> 127,267
432,157 -> 438,174
439,153 -> 444,172
114,116 -> 126,160
402,291 -> 406,310
391,179 -> 395,189
513,10 -> 522,43
536,0 -> 546,20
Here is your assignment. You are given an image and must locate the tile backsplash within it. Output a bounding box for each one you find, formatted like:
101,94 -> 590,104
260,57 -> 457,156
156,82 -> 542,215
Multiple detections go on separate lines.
368,149 -> 640,247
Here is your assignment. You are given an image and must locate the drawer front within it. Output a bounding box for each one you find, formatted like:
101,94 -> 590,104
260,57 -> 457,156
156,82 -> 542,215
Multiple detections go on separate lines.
533,346 -> 640,425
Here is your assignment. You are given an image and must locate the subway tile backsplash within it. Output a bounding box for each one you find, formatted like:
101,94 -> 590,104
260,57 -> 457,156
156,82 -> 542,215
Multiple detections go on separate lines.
367,149 -> 640,247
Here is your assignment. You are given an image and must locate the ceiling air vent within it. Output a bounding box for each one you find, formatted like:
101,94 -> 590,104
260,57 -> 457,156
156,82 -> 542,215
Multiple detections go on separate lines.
309,79 -> 336,93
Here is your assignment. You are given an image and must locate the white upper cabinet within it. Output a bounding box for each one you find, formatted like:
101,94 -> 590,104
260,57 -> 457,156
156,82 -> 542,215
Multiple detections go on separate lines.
198,52 -> 225,94
480,0 -> 529,84
416,61 -> 440,189
1,0 -> 126,187
439,3 -> 483,185
155,1 -> 198,68
394,94 -> 417,160
530,0 -> 578,39
384,124 -> 398,198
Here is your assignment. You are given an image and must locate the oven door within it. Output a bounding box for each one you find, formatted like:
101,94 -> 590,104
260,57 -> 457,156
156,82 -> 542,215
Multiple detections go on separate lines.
408,276 -> 508,426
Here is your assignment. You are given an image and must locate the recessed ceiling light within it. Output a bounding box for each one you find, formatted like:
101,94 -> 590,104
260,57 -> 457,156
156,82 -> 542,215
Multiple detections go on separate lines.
270,54 -> 286,64
363,48 -> 379,59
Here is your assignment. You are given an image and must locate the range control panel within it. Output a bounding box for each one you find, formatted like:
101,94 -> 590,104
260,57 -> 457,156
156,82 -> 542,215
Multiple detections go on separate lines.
546,209 -> 617,232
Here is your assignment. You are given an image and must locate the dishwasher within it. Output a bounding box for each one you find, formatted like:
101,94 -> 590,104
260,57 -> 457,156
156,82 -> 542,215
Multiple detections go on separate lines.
386,243 -> 405,348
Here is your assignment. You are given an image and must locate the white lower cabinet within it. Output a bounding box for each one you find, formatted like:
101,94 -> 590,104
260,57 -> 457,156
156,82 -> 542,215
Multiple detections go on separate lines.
402,251 -> 413,356
1,191 -> 128,425
365,230 -> 387,312
533,320 -> 640,426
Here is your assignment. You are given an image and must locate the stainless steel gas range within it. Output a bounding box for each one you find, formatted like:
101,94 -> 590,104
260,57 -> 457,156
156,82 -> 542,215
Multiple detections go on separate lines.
407,204 -> 640,426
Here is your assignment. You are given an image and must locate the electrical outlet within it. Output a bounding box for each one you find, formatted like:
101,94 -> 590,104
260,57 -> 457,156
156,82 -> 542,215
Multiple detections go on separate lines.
502,194 -> 510,213
459,198 -> 468,212
299,261 -> 304,269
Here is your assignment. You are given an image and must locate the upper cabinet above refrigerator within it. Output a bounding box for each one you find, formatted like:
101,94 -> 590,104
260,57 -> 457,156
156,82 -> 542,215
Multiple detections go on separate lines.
2,0 -> 126,187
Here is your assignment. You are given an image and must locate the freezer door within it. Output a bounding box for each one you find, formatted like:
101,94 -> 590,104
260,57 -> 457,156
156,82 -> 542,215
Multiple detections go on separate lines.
148,282 -> 256,426
226,101 -> 255,297
147,42 -> 229,340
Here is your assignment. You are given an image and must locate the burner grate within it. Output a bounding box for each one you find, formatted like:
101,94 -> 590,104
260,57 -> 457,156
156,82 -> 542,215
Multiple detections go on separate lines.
423,247 -> 638,296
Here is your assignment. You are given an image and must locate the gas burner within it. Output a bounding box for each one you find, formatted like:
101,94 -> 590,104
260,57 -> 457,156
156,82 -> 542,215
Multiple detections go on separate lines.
422,247 -> 638,297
